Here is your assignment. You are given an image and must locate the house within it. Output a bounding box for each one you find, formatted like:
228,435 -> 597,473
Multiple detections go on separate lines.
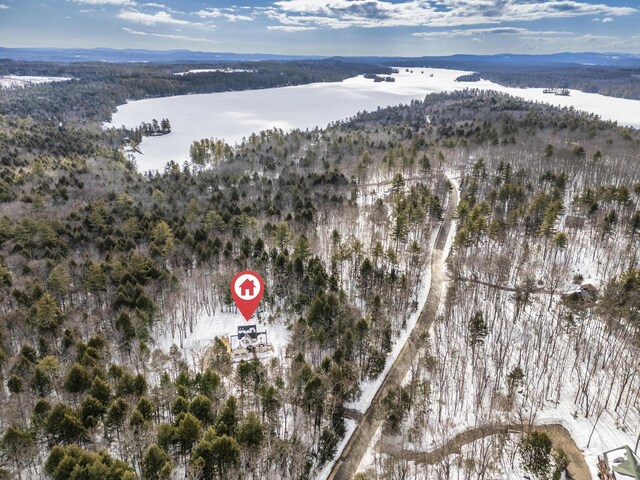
239,278 -> 255,297
562,277 -> 600,304
229,325 -> 273,361
581,278 -> 600,294
599,446 -> 640,480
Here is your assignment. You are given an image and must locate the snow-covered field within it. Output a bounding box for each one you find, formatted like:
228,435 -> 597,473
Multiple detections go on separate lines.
107,68 -> 640,172
0,75 -> 72,89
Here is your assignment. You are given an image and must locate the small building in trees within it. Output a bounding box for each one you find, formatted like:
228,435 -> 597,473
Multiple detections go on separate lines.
599,446 -> 640,480
562,278 -> 600,304
229,325 -> 273,361
581,278 -> 600,293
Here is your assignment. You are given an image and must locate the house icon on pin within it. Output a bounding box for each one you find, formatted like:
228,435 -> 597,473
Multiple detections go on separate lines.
239,278 -> 255,297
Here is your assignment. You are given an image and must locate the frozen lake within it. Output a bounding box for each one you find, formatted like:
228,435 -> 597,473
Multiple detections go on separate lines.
107,68 -> 640,172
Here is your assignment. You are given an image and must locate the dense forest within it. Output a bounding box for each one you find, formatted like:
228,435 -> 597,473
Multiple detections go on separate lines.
0,60 -> 445,479
467,64 -> 640,100
0,60 -> 639,480
0,59 -> 392,123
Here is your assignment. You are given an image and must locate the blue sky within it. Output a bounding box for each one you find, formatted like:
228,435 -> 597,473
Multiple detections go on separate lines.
0,0 -> 638,55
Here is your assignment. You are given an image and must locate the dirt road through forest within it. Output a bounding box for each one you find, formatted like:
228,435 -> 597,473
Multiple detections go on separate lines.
327,172 -> 459,480
380,423 -> 591,480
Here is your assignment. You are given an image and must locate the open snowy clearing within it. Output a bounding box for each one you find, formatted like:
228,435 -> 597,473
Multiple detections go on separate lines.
0,75 -> 72,89
151,309 -> 291,371
107,67 -> 640,173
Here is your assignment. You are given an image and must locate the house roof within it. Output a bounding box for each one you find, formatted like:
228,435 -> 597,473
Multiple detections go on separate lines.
604,446 -> 640,480
581,278 -> 600,290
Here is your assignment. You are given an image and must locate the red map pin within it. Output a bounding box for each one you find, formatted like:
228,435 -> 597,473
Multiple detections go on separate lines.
230,270 -> 264,321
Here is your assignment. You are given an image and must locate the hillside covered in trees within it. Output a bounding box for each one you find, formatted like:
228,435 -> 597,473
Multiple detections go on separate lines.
0,62 -> 639,480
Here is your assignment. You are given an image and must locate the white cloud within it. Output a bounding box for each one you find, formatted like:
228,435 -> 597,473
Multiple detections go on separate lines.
267,25 -> 318,31
414,27 -> 573,38
0,4 -> 9,9
196,8 -> 253,22
265,0 -> 637,29
117,10 -> 195,26
68,0 -> 134,5
140,3 -> 184,14
602,17 -> 613,23
122,27 -> 214,42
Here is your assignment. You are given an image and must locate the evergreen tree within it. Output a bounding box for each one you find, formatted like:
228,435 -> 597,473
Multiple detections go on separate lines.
48,264 -> 70,298
32,293 -> 64,333
45,445 -> 135,480
176,412 -> 201,454
215,396 -> 238,437
237,412 -> 264,449
520,431 -> 552,479
64,363 -> 91,394
44,403 -> 88,445
469,310 -> 488,350
142,444 -> 172,480
192,430 -> 240,479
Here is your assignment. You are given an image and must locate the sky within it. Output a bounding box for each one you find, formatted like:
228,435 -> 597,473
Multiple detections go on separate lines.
0,0 -> 639,56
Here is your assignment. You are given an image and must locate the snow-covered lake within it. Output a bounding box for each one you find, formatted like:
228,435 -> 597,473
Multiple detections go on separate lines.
107,67 -> 640,172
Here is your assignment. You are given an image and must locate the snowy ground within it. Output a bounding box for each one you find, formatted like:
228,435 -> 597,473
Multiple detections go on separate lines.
151,308 -> 291,370
0,75 -> 72,89
536,394 -> 639,479
358,431 -> 527,480
106,67 -> 640,172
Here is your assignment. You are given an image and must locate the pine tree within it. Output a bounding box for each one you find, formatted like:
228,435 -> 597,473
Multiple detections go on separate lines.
32,293 -> 63,333
189,395 -> 213,425
236,412 -> 264,449
85,262 -> 106,293
519,431 -> 552,479
469,310 -> 488,351
45,445 -> 135,480
0,427 -> 36,475
142,444 -> 172,480
90,376 -> 112,405
215,397 -> 238,437
48,264 -> 70,298
44,403 -> 88,444
64,363 -> 91,394
176,413 -> 201,454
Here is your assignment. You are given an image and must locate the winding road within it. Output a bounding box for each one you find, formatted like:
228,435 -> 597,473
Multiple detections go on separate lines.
327,172 -> 459,480
379,423 -> 591,480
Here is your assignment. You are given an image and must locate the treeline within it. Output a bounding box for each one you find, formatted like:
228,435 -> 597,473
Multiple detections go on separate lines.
0,59 -> 393,123
364,55 -> 640,100
123,119 -> 172,145
455,72 -> 481,82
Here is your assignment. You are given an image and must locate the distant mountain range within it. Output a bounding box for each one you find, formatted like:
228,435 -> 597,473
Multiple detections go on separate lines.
1,47 -> 640,67
0,47 -> 323,63
345,52 -> 640,68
